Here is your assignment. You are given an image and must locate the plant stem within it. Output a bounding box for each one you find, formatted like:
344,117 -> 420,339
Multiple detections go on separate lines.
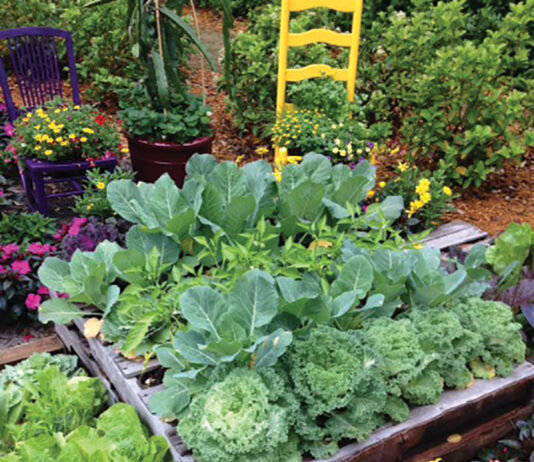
190,0 -> 207,105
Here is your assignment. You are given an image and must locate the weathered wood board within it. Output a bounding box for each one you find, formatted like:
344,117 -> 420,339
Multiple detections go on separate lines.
56,320 -> 534,462
0,334 -> 64,367
422,220 -> 489,250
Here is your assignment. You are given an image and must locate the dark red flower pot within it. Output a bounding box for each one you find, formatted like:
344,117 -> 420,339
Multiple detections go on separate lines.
126,133 -> 214,186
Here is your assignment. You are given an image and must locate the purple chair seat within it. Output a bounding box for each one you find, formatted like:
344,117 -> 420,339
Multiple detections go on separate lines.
21,157 -> 117,215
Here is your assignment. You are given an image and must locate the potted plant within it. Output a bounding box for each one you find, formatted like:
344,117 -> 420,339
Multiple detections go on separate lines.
90,0 -> 216,185
7,100 -> 124,214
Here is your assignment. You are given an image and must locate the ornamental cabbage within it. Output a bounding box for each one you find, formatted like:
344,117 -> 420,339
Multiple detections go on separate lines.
363,317 -> 444,406
450,298 -> 526,377
177,368 -> 300,462
285,326 -> 388,459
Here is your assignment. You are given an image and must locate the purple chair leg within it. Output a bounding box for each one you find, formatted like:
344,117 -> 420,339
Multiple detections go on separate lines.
28,170 -> 49,215
19,170 -> 37,212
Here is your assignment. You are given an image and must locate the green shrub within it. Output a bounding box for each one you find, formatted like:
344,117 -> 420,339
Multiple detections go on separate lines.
360,0 -> 534,186
0,0 -> 140,103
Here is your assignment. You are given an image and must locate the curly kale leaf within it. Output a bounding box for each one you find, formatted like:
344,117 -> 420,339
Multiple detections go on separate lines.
450,298 -> 526,377
285,326 -> 387,459
408,308 -> 480,389
178,368 -> 300,462
364,317 -> 443,405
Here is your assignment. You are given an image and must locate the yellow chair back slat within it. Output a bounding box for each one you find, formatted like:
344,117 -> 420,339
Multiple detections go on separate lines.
289,0 -> 357,12
286,64 -> 349,82
288,29 -> 353,48
276,0 -> 364,120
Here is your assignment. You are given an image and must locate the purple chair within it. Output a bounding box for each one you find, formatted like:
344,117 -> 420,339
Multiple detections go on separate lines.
0,27 -> 116,215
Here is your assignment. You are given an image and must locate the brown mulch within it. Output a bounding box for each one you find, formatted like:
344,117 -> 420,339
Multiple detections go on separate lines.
445,152 -> 534,236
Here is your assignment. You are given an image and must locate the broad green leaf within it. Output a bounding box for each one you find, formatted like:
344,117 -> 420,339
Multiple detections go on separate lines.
282,180 -> 325,220
301,153 -> 332,183
223,195 -> 256,237
38,257 -> 71,293
361,196 -> 404,228
174,331 -> 219,365
151,174 -> 182,227
253,329 -> 293,369
152,50 -> 171,110
39,298 -> 86,324
331,255 -> 374,297
166,208 -> 196,243
126,226 -> 180,266
228,270 -> 279,337
186,154 -> 218,180
154,346 -> 186,371
199,183 -> 225,226
180,286 -> 227,340
107,179 -> 147,224
331,290 -> 360,318
212,161 -> 248,206
149,381 -> 191,420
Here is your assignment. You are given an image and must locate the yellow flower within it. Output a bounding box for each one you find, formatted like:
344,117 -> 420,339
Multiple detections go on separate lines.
407,199 -> 424,218
87,203 -> 94,210
370,153 -> 377,166
44,149 -> 53,156
275,147 -> 288,170
274,169 -> 282,183
69,134 -> 76,140
420,192 -> 432,204
398,162 -> 408,172
416,178 -> 431,196
54,109 -> 61,114
333,147 -> 339,154
82,128 -> 95,134
379,181 -> 386,188
287,155 -> 302,165
74,105 -> 81,110
35,145 -> 42,151
335,138 -> 341,146
443,186 -> 453,196
235,155 -> 245,166
80,137 -> 88,143
340,149 -> 347,157
60,141 -> 68,147
56,137 -> 64,143
255,146 -> 269,156
413,243 -> 424,250
456,166 -> 468,176
120,147 -> 129,154
97,182 -> 106,190
366,190 -> 375,199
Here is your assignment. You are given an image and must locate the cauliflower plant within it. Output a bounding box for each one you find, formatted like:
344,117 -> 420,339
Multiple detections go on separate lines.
177,368 -> 300,462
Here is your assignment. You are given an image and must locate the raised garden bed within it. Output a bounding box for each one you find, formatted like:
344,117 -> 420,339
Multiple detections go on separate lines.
55,318 -> 534,462
51,220 -> 514,462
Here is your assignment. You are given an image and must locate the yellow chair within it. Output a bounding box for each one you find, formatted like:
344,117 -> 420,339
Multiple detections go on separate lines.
276,0 -> 364,117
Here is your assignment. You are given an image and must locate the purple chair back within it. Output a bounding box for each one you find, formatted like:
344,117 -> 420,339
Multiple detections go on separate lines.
0,27 -> 81,123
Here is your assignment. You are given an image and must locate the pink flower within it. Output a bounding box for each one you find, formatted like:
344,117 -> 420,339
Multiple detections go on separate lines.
12,260 -> 31,275
37,286 -> 50,296
0,265 -> 7,274
2,243 -> 20,256
68,217 -> 88,237
23,334 -> 35,342
58,293 -> 70,299
0,190 -> 4,197
6,145 -> 16,155
25,293 -> 41,310
4,124 -> 15,137
28,243 -> 54,256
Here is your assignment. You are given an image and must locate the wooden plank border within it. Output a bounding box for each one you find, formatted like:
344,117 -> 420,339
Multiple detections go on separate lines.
422,220 -> 488,250
0,334 -> 64,367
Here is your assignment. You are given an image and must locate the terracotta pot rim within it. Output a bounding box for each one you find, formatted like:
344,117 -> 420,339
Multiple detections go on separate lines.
124,131 -> 214,149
